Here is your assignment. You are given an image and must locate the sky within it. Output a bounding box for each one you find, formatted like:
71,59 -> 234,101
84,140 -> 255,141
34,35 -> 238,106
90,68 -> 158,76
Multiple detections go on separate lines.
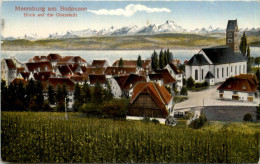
1,1 -> 260,37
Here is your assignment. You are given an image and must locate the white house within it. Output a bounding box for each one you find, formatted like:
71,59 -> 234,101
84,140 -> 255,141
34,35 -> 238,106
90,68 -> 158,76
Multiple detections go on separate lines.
185,20 -> 247,85
164,62 -> 183,91
217,74 -> 258,102
1,59 -> 17,85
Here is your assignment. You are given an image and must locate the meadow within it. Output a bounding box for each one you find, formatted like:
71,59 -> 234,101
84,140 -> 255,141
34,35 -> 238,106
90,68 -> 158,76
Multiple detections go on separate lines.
2,112 -> 260,163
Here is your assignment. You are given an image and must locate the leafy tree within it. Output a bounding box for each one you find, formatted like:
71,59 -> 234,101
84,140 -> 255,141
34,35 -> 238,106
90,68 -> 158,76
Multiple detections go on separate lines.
17,80 -> 25,103
102,98 -> 129,119
180,87 -> 188,95
239,32 -> 247,55
189,113 -> 207,129
256,105 -> 260,120
119,58 -> 124,67
25,79 -> 35,108
73,83 -> 82,112
35,80 -> 44,110
255,57 -> 260,67
137,55 -> 142,68
183,78 -> 186,86
104,82 -> 114,102
82,80 -> 91,102
92,81 -> 104,104
47,85 -> 56,105
151,50 -> 159,71
256,69 -> 260,82
56,85 -> 63,103
62,85 -> 69,108
186,77 -> 195,89
159,49 -> 165,69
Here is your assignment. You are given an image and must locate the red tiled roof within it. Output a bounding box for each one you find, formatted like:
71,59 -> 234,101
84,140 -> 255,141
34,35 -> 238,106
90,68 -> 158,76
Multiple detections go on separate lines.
17,67 -> 25,73
68,64 -> 79,73
150,69 -> 176,85
18,72 -> 30,79
29,56 -> 49,62
172,59 -> 182,65
47,78 -> 75,91
183,60 -> 189,65
168,62 -> 182,74
57,65 -> 73,77
47,54 -> 62,62
91,60 -> 108,67
105,66 -> 136,75
5,59 -> 16,70
11,78 -> 28,86
26,62 -> 53,72
131,82 -> 172,118
85,67 -> 105,75
89,75 -> 107,84
112,60 -> 151,69
114,74 -> 146,91
217,74 -> 258,92
70,75 -> 88,83
33,72 -> 54,81
59,56 -> 87,63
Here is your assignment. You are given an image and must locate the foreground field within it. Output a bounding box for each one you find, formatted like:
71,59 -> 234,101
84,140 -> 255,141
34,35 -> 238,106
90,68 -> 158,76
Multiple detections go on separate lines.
2,112 -> 260,163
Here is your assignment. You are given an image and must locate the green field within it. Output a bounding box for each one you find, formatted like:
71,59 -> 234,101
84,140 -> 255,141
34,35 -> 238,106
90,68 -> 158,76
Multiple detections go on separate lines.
2,112 -> 260,163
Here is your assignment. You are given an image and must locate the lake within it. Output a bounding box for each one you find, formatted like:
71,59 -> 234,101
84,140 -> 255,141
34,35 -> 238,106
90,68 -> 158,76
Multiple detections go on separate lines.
1,47 -> 260,65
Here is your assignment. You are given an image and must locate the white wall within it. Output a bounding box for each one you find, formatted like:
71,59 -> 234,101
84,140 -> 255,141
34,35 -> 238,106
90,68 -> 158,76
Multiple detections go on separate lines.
220,90 -> 256,102
108,77 -> 122,98
126,116 -> 166,124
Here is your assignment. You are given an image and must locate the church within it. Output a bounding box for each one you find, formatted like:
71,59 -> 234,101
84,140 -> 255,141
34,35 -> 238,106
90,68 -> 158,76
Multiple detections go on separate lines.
185,20 -> 247,85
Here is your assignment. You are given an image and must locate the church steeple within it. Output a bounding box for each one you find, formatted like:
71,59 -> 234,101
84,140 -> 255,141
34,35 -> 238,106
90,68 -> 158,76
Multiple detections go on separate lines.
226,20 -> 239,52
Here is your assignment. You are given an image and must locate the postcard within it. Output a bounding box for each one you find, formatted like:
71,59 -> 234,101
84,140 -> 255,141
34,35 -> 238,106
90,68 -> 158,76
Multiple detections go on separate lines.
1,0 -> 260,163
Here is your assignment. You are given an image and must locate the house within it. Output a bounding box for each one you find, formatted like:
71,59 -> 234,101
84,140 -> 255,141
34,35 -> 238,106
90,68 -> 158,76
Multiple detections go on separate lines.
47,78 -> 75,109
112,59 -> 151,70
1,59 -> 17,85
88,74 -> 107,88
105,66 -> 137,78
70,75 -> 88,85
25,62 -> 53,73
164,62 -> 183,91
91,60 -> 109,68
185,20 -> 247,85
217,74 -> 258,102
58,56 -> 88,66
149,69 -> 176,91
85,67 -> 106,75
47,54 -> 62,67
127,82 -> 174,124
172,59 -> 182,66
111,74 -> 147,98
56,65 -> 74,78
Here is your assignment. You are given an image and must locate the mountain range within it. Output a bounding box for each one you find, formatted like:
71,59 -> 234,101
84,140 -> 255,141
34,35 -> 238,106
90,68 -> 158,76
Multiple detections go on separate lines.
2,20 -> 260,40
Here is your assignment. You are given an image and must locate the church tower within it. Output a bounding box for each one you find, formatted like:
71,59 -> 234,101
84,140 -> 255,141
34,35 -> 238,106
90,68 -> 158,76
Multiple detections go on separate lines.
226,20 -> 239,52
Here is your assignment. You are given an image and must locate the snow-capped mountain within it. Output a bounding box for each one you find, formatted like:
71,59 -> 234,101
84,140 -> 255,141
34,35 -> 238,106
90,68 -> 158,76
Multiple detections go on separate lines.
97,26 -> 117,35
137,24 -> 158,35
69,29 -> 98,37
157,20 -> 185,33
23,34 -> 42,40
111,25 -> 140,35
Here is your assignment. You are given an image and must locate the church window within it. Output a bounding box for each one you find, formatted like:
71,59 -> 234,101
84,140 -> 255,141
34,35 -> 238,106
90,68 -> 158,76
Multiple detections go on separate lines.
222,68 -> 224,77
243,65 -> 245,73
235,66 -> 237,75
228,32 -> 232,37
202,69 -> 204,80
227,67 -> 228,77
228,39 -> 233,43
217,68 -> 219,78
195,69 -> 198,80
239,65 -> 241,74
231,66 -> 233,72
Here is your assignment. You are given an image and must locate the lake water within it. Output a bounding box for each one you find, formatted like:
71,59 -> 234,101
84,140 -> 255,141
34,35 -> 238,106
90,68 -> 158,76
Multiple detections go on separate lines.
1,47 -> 260,65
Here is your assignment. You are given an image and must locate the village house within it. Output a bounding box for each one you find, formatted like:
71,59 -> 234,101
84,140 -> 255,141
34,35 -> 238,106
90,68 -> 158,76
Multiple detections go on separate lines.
112,59 -> 151,71
88,74 -> 107,88
91,60 -> 109,68
185,20 -> 247,85
127,82 -> 174,124
1,59 -> 17,85
149,69 -> 176,92
164,62 -> 183,91
105,66 -> 137,78
217,74 -> 258,102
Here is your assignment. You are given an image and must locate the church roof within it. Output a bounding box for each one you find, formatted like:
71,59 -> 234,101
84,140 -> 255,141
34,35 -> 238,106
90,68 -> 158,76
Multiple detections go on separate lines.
205,71 -> 215,79
186,54 -> 210,66
226,20 -> 238,31
202,46 -> 247,64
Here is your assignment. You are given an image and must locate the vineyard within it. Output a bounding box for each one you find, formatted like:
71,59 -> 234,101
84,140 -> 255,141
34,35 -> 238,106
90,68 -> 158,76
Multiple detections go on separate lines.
2,112 -> 260,163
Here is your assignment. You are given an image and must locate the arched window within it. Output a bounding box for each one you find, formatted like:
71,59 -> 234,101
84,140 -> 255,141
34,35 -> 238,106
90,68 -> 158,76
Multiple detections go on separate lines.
239,65 -> 241,74
202,69 -> 204,80
217,68 -> 219,78
195,69 -> 198,80
243,65 -> 245,73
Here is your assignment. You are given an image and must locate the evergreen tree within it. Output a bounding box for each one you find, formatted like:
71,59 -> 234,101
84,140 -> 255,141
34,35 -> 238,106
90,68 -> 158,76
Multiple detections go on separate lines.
92,81 -> 104,104
47,85 -> 56,105
239,32 -> 247,55
151,50 -> 159,71
82,80 -> 91,102
104,82 -> 114,101
256,69 -> 260,82
56,85 -> 63,103
73,83 -> 82,112
1,80 -> 9,110
168,52 -> 173,63
159,49 -> 165,69
62,84 -> 69,107
186,77 -> 195,89
119,58 -> 124,67
137,55 -> 142,68
25,79 -> 35,108
247,46 -> 252,72
16,80 -> 25,111
164,49 -> 168,65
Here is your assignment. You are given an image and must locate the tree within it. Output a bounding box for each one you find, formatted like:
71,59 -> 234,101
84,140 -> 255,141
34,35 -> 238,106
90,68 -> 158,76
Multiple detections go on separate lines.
104,82 -> 114,102
256,105 -> 260,120
82,80 -> 91,102
186,77 -> 195,89
56,85 -> 63,103
239,32 -> 247,55
164,49 -> 168,65
180,87 -> 188,95
62,85 -> 69,108
73,83 -> 82,112
137,55 -> 142,68
119,58 -> 124,67
159,49 -> 165,69
243,113 -> 253,122
151,50 -> 159,71
167,49 -> 173,63
47,85 -> 56,105
16,80 -> 25,111
247,46 -> 252,72
1,80 -> 9,110
25,79 -> 35,108
256,69 -> 260,82
92,81 -> 104,104
35,80 -> 44,110
255,57 -> 260,67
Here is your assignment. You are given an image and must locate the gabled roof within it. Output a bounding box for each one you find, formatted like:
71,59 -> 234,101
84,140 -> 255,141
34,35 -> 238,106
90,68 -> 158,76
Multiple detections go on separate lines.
168,62 -> 182,74
29,56 -> 49,62
205,71 -> 215,79
47,54 -> 62,62
33,72 -> 54,81
59,56 -> 87,63
89,74 -> 107,84
186,54 -> 210,66
26,62 -> 53,72
151,69 -> 176,85
47,78 -> 75,91
217,74 -> 258,92
70,75 -> 88,83
19,72 -> 30,79
227,20 -> 238,31
131,82 -> 172,118
112,60 -> 151,69
17,67 -> 25,73
114,74 -> 146,91
11,78 -> 28,86
57,65 -> 73,77
91,60 -> 108,67
172,59 -> 182,65
105,66 -> 136,75
85,67 -> 105,75
5,59 -> 16,70
202,46 -> 247,64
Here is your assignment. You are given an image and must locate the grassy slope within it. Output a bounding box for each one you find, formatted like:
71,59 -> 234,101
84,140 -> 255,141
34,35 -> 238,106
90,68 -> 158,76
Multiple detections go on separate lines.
2,112 -> 260,163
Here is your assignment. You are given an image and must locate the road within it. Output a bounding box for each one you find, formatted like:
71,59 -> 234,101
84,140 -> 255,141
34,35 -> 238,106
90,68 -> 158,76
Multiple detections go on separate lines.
174,85 -> 258,111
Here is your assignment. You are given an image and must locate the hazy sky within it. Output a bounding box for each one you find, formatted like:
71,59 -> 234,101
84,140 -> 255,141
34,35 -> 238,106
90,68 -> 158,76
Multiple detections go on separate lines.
1,1 -> 260,37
